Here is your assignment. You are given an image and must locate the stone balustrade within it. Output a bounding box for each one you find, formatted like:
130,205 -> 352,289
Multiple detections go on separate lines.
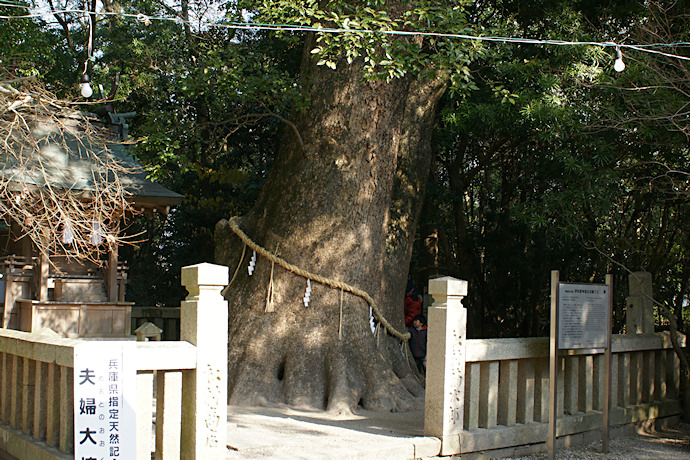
0,262 -> 228,460
425,275 -> 685,457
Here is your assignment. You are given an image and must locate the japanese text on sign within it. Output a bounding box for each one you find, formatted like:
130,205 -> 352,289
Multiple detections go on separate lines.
558,283 -> 609,349
74,342 -> 136,460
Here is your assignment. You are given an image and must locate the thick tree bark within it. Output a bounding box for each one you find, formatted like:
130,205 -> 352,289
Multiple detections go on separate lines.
379,74 -> 447,316
215,34 -> 446,413
377,74 -> 448,395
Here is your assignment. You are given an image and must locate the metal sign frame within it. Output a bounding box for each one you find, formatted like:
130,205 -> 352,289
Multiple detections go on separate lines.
548,271 -> 612,460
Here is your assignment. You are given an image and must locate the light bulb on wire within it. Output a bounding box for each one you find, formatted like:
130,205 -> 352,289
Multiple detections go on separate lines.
614,48 -> 626,72
80,73 -> 93,98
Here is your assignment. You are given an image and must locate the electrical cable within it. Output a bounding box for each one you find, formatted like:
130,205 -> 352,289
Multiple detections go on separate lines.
1,2 -> 690,62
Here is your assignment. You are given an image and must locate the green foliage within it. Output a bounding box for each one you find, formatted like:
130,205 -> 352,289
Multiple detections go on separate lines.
246,0 -> 481,90
411,1 -> 689,338
0,2 -> 74,92
0,0 -> 301,306
104,5 -> 302,305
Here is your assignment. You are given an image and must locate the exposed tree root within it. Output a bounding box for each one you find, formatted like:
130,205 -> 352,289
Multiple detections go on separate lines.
225,307 -> 422,414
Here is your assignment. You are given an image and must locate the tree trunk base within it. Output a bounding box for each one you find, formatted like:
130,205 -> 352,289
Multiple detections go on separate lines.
224,302 -> 423,414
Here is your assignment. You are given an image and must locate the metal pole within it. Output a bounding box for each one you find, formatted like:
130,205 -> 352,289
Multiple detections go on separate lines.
548,270 -> 559,460
602,274 -> 613,453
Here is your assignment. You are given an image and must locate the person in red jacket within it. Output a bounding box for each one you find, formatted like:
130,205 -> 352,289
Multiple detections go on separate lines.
404,281 -> 422,328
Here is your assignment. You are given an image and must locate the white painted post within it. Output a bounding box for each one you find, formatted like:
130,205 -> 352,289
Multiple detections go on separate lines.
180,263 -> 228,460
424,276 -> 468,456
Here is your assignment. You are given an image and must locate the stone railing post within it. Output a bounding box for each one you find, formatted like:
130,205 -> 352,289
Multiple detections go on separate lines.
626,271 -> 654,334
180,263 -> 228,460
424,276 -> 468,456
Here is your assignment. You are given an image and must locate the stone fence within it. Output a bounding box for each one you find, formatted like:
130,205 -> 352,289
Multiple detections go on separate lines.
0,262 -> 228,460
424,275 -> 685,457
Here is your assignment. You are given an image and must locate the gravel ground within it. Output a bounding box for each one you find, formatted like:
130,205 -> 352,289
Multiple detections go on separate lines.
505,422 -> 690,459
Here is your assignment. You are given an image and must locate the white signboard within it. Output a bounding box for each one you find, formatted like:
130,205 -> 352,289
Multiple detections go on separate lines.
558,283 -> 609,349
74,341 -> 136,460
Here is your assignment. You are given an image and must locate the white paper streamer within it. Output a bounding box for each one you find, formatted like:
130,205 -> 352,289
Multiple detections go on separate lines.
303,279 -> 311,307
248,250 -> 257,275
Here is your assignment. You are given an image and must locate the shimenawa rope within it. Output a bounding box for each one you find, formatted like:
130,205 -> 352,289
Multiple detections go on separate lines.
226,216 -> 411,342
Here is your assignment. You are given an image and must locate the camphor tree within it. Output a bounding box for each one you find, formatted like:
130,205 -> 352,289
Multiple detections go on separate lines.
214,0 -> 689,414
214,0 -> 477,412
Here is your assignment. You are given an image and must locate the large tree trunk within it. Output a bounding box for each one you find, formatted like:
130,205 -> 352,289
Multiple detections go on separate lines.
377,74 -> 448,395
215,33 -> 446,413
378,74 -> 447,313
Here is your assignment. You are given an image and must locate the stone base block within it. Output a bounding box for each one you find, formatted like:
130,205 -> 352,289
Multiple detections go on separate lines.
0,423 -> 71,460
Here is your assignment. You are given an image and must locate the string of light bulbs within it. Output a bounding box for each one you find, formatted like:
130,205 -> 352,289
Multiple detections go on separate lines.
2,1 -> 690,97
1,2 -> 689,60
79,4 -> 95,98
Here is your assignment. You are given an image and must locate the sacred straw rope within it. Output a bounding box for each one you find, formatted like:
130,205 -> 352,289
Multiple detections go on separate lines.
227,216 -> 411,342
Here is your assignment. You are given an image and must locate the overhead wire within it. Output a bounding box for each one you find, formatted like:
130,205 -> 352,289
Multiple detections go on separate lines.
1,2 -> 690,62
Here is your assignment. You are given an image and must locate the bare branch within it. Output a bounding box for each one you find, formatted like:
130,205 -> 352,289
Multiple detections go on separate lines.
0,75 -> 140,267
47,0 -> 76,53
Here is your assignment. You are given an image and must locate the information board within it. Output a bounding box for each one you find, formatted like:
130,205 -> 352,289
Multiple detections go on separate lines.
549,272 -> 613,460
558,283 -> 609,349
74,341 -> 136,460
